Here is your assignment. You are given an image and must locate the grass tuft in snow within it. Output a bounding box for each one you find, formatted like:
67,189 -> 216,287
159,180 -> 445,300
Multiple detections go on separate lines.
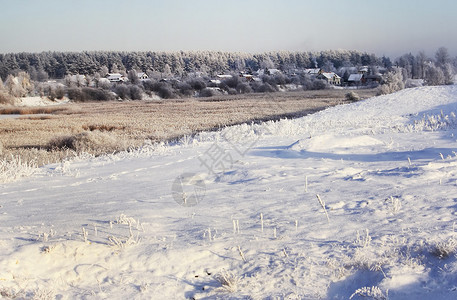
349,286 -> 389,300
215,270 -> 241,293
430,237 -> 457,259
316,194 -> 330,223
0,155 -> 38,183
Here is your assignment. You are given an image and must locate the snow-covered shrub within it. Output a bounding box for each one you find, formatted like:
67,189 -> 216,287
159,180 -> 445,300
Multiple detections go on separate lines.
0,90 -> 16,104
350,286 -> 389,300
251,82 -> 277,93
345,91 -> 360,101
188,78 -> 207,91
405,79 -> 423,88
153,82 -> 176,99
430,237 -> 457,259
67,87 -> 114,101
0,155 -> 37,183
47,131 -> 121,153
199,88 -> 217,97
215,270 -> 241,293
176,82 -> 193,97
236,82 -> 252,94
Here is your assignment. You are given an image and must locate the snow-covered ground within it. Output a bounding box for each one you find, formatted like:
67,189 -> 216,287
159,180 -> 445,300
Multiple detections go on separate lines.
14,96 -> 69,107
1,86 -> 457,299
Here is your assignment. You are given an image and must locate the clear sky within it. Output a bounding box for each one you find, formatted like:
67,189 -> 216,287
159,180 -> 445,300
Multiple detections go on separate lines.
1,0 -> 456,59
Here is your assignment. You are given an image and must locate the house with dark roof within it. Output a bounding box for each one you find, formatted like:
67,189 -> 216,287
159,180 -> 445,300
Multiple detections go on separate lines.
347,73 -> 365,85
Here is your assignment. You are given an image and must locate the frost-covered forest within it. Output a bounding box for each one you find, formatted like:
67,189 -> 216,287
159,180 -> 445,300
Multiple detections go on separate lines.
0,50 -> 385,79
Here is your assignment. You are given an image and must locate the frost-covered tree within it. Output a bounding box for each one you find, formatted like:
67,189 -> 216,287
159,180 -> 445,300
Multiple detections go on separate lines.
435,47 -> 450,67
424,64 -> 445,85
4,72 -> 33,97
260,56 -> 275,69
442,63 -> 454,85
380,68 -> 405,94
99,66 -> 109,76
415,51 -> 428,79
162,64 -> 172,78
128,70 -> 139,84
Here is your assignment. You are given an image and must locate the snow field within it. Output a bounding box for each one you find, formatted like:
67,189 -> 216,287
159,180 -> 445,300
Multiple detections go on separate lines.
1,86 -> 457,298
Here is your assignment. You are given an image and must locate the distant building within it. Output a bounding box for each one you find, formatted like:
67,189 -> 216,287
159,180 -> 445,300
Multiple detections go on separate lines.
317,72 -> 341,85
216,74 -> 233,79
304,68 -> 323,77
106,73 -> 127,82
137,72 -> 149,81
256,68 -> 282,76
348,73 -> 364,85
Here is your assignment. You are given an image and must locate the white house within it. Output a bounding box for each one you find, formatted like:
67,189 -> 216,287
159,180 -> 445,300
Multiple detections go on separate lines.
304,68 -> 322,77
106,73 -> 127,82
216,74 -> 233,79
317,72 -> 341,85
137,72 -> 149,81
256,68 -> 282,76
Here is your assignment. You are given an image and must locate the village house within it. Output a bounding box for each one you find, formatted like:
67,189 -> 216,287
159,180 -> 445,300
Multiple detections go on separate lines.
317,72 -> 341,85
347,73 -> 365,86
256,68 -> 282,76
137,72 -> 149,81
106,73 -> 127,82
216,74 -> 233,80
304,68 -> 323,78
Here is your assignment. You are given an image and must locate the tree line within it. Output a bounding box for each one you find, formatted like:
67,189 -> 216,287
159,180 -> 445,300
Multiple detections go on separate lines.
0,50 -> 388,81
0,48 -> 455,103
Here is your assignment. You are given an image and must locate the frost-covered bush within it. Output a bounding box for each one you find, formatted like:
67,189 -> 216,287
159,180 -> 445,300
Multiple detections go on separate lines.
251,82 -> 277,93
215,270 -> 241,293
430,237 -> 457,259
237,82 -> 252,94
0,90 -> 15,104
151,82 -> 176,99
128,85 -> 143,100
310,79 -> 328,90
350,286 -> 388,300
405,79 -> 423,88
67,87 -> 114,101
345,91 -> 360,101
0,155 -> 37,183
176,82 -> 193,97
188,78 -> 207,91
222,75 -> 239,89
47,131 -> 122,153
199,88 -> 216,97
83,87 -> 115,101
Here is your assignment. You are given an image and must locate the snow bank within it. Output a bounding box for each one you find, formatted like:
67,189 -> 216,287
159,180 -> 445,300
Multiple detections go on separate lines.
1,86 -> 457,298
15,96 -> 69,107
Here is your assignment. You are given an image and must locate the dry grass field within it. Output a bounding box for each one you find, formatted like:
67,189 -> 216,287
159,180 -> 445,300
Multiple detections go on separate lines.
0,89 -> 378,166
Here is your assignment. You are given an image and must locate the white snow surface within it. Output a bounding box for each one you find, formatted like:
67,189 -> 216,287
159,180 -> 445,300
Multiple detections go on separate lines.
1,86 -> 457,299
15,96 -> 69,107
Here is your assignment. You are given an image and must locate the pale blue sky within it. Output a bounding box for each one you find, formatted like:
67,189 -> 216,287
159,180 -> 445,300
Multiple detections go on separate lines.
1,0 -> 456,58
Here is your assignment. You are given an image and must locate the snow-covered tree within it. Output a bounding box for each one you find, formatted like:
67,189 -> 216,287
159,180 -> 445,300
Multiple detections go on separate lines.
424,64 -> 445,86
435,47 -> 450,67
380,68 -> 405,94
